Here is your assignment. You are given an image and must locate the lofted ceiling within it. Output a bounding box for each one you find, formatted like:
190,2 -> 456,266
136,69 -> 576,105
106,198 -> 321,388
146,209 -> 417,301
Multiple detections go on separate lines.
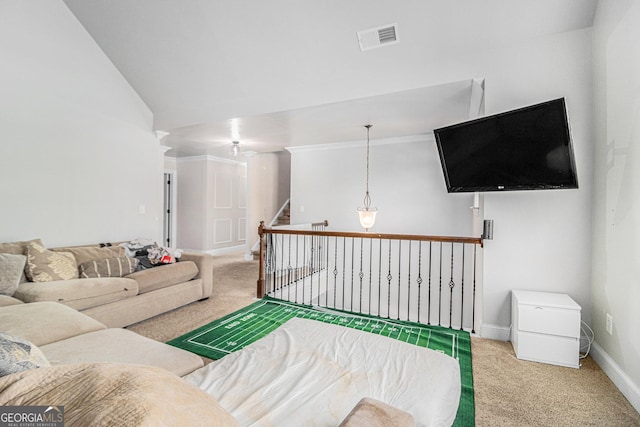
63,0 -> 598,160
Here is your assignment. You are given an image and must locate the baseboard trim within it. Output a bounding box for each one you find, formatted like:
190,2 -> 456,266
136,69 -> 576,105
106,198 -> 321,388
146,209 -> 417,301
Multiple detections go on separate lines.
205,245 -> 246,256
480,323 -> 511,341
591,342 -> 640,413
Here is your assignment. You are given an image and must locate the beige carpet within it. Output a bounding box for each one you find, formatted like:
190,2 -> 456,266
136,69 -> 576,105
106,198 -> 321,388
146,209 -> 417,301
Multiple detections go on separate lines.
127,252 -> 640,426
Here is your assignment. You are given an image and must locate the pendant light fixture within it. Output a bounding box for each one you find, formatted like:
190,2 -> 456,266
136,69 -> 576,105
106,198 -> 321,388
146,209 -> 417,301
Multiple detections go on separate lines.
357,124 -> 377,231
231,140 -> 240,156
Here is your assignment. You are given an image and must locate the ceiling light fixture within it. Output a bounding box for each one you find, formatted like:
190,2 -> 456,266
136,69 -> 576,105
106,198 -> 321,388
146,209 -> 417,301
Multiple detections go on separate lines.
231,140 -> 240,156
357,124 -> 377,231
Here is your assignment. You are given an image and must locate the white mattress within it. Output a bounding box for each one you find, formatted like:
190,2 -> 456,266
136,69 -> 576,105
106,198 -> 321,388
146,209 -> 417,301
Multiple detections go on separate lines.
184,317 -> 461,427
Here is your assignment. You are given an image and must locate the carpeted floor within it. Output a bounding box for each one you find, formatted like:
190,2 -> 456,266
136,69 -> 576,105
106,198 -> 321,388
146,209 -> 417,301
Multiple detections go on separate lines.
127,252 -> 640,426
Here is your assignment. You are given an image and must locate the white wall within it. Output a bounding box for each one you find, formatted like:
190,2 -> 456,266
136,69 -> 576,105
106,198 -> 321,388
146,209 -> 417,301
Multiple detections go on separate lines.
591,0 -> 640,411
290,135 -> 472,235
0,1 -> 162,247
290,28 -> 594,340
481,30 -> 594,335
247,152 -> 291,247
176,158 -> 208,250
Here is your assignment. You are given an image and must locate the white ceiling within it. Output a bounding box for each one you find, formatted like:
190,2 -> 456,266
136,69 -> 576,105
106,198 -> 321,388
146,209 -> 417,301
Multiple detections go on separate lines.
63,0 -> 598,160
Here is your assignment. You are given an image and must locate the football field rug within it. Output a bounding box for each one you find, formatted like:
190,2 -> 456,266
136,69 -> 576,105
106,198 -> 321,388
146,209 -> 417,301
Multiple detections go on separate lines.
168,296 -> 474,426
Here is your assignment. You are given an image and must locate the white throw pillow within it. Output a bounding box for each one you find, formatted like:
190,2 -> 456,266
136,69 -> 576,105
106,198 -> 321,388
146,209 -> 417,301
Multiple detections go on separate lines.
0,253 -> 26,296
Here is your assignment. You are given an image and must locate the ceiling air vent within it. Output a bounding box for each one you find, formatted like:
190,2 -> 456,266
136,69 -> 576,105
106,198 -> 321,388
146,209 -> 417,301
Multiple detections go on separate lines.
357,23 -> 399,52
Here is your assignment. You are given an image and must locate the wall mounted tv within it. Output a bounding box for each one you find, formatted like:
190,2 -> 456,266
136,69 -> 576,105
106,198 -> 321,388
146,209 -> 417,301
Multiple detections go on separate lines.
433,98 -> 578,193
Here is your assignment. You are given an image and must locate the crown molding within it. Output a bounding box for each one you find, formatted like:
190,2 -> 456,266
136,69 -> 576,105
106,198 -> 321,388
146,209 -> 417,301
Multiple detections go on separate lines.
155,131 -> 170,140
285,133 -> 433,154
176,154 -> 247,166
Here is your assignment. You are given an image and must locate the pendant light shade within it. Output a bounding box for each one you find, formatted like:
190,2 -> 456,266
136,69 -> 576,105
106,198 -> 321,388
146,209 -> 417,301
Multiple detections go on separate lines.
357,124 -> 377,231
357,207 -> 377,230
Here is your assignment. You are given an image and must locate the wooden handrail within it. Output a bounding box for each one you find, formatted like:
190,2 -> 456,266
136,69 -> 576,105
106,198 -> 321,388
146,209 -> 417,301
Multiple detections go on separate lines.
260,226 -> 482,246
271,220 -> 329,229
256,220 -> 483,298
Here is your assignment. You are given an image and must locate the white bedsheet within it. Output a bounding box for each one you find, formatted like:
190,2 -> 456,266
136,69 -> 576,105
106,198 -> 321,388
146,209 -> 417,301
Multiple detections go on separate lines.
184,317 -> 460,427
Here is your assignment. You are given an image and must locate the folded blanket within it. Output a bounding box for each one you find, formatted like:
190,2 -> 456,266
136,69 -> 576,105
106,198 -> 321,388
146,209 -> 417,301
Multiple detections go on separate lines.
185,317 -> 460,427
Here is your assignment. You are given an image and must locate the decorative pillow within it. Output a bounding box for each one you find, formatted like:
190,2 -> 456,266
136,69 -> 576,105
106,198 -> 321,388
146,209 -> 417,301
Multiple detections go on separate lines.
79,256 -> 139,278
25,240 -> 78,282
0,332 -> 50,377
51,245 -> 125,265
0,253 -> 26,296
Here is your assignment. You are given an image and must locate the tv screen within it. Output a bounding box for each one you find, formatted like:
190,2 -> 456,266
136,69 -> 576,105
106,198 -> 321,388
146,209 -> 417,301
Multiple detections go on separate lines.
433,98 -> 578,193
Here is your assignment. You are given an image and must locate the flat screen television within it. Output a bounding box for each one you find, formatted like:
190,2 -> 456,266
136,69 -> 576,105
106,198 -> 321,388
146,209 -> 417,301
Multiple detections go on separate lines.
433,98 -> 578,193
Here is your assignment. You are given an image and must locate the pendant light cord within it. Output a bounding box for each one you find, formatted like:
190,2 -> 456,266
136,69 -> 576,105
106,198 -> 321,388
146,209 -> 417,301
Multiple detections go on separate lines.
364,124 -> 372,208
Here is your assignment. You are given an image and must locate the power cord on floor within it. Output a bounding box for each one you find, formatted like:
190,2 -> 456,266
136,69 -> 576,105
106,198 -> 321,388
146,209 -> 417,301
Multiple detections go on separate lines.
579,320 -> 594,359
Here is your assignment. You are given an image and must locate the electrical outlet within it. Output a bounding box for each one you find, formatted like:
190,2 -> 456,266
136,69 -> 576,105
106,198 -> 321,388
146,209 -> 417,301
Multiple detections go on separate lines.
606,313 -> 613,335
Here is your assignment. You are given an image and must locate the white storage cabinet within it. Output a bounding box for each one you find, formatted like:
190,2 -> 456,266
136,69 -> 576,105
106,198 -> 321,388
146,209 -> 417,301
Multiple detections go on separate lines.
511,290 -> 581,368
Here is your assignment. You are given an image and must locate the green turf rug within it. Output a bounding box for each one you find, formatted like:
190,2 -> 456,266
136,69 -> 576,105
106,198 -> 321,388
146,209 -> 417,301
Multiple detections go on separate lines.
168,296 -> 474,426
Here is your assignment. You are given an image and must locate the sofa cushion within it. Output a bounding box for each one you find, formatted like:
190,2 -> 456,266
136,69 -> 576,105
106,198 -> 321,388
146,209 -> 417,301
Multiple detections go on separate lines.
41,328 -> 204,377
52,245 -> 125,266
0,332 -> 51,377
26,240 -> 78,282
81,279 -> 204,328
79,256 -> 139,278
0,302 -> 106,346
0,363 -> 242,427
126,261 -> 198,294
0,253 -> 26,296
14,277 -> 138,311
0,295 -> 24,307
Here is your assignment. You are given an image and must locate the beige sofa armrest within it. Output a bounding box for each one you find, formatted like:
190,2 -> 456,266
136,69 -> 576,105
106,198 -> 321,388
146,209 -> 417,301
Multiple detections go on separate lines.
180,252 -> 213,298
